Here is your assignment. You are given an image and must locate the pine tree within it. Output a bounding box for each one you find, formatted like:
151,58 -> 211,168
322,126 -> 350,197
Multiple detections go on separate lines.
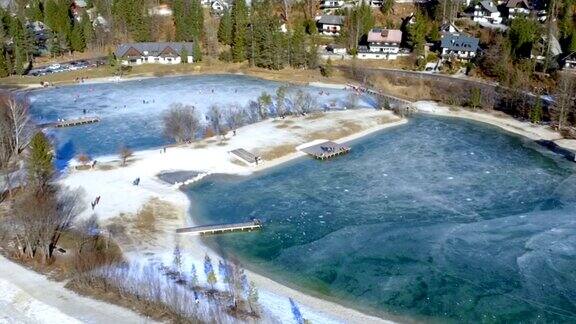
231,0 -> 248,62
188,0 -> 203,41
218,9 -> 232,45
80,11 -> 93,47
172,0 -> 188,41
9,17 -> 32,74
180,47 -> 189,63
530,98 -> 543,124
193,37 -> 202,62
44,0 -> 59,31
190,264 -> 199,286
469,88 -> 481,109
306,36 -> 319,69
290,24 -> 306,68
207,270 -> 217,290
0,49 -> 9,78
48,32 -> 62,57
70,22 -> 86,52
407,11 -> 427,58
27,132 -> 54,188
172,244 -> 182,272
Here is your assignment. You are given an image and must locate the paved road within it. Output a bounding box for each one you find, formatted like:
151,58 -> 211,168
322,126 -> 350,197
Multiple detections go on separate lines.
0,255 -> 154,324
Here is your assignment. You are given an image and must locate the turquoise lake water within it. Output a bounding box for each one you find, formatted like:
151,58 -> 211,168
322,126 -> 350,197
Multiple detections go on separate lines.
187,116 -> 576,322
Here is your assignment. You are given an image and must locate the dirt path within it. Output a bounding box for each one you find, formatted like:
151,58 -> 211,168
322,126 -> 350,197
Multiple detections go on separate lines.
0,255 -> 153,324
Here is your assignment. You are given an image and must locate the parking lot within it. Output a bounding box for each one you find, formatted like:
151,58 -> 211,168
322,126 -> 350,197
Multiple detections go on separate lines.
27,58 -> 105,76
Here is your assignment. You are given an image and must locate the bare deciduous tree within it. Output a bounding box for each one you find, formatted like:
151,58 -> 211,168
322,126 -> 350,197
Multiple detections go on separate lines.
12,185 -> 85,262
162,103 -> 201,143
77,153 -> 91,166
119,146 -> 133,166
291,90 -> 318,115
224,104 -> 246,132
552,74 -> 576,131
0,93 -> 31,170
207,104 -> 226,139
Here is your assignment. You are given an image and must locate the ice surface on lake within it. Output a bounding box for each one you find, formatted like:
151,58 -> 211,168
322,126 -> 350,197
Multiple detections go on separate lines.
27,74 -> 373,159
187,116 -> 576,322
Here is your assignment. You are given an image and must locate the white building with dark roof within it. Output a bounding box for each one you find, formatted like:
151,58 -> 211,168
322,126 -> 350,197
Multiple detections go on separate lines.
440,34 -> 479,60
563,52 -> 576,72
506,0 -> 531,19
320,0 -> 344,9
115,42 -> 194,65
473,1 -> 502,24
358,28 -> 403,60
317,15 -> 345,36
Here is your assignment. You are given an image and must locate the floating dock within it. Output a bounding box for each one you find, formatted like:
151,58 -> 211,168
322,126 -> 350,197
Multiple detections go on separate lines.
40,117 -> 101,128
300,140 -> 351,160
176,219 -> 262,235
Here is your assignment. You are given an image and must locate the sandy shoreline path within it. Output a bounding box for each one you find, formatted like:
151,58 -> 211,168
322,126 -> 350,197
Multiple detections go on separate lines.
58,108 -> 404,323
0,254 -> 152,324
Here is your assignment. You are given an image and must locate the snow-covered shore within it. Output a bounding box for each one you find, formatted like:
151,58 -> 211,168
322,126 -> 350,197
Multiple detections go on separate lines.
0,255 -> 151,324
414,101 -> 576,154
57,108 -> 403,323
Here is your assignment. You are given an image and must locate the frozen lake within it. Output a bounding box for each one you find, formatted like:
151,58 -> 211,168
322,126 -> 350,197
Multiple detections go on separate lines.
27,74 -> 373,164
187,116 -> 576,322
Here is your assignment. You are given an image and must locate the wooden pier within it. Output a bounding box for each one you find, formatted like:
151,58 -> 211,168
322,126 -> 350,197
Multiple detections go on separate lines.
40,116 -> 101,128
229,148 -> 261,166
176,219 -> 262,235
300,141 -> 351,160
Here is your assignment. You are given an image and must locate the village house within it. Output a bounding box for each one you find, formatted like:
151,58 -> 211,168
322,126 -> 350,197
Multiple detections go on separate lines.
317,15 -> 345,36
505,0 -> 531,20
563,52 -> 576,72
149,4 -> 173,16
357,28 -> 402,60
440,33 -> 479,60
320,0 -> 344,9
473,1 -> 502,24
531,34 -> 563,64
211,0 -> 228,12
439,22 -> 462,37
115,42 -> 194,65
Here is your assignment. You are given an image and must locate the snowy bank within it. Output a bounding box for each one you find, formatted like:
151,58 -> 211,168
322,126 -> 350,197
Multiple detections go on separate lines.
59,108 -> 404,323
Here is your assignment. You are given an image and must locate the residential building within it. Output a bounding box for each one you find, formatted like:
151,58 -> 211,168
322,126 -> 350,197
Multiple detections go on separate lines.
440,34 -> 479,60
149,4 -> 173,16
473,1 -> 502,24
532,35 -> 562,63
563,52 -> 576,72
317,15 -> 345,36
115,42 -> 194,65
439,22 -> 461,37
506,0 -> 530,19
211,0 -> 228,12
358,28 -> 402,60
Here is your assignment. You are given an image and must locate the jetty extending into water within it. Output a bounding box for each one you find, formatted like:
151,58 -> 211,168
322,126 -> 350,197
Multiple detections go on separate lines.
176,219 -> 262,235
300,140 -> 351,160
40,116 -> 101,128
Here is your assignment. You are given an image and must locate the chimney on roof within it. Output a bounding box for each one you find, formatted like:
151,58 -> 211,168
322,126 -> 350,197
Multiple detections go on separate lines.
381,29 -> 389,37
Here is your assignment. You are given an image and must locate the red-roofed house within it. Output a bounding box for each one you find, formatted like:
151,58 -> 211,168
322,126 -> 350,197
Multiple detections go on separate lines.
358,28 -> 402,60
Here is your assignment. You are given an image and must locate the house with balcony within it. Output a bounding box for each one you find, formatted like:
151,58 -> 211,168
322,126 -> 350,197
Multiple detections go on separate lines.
116,42 -> 194,65
440,34 -> 479,60
563,52 -> 576,72
317,15 -> 345,36
473,1 -> 502,24
357,28 -> 402,60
